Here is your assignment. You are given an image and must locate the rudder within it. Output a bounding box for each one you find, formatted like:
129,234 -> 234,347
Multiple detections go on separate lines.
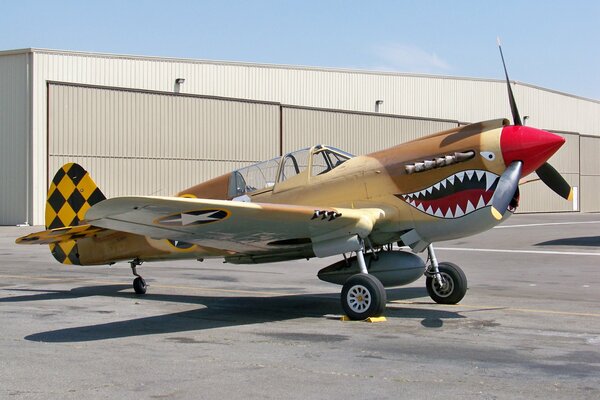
46,163 -> 106,229
45,163 -> 106,264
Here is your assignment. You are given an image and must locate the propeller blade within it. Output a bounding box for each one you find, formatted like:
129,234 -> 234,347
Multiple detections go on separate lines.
497,39 -> 522,126
491,161 -> 523,220
536,162 -> 573,201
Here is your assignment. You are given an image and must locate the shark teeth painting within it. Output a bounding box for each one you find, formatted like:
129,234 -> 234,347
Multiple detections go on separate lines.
397,169 -> 499,219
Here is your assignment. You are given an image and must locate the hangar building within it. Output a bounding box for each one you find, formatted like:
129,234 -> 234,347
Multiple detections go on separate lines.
1,48 -> 599,226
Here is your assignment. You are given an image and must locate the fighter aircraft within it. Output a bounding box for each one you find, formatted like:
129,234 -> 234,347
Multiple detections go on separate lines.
17,46 -> 572,320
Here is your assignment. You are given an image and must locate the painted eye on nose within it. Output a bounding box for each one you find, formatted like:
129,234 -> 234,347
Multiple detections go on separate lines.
480,151 -> 496,161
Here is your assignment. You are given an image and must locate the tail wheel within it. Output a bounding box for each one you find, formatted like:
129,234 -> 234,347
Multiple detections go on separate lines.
133,276 -> 147,295
341,274 -> 387,320
426,262 -> 467,304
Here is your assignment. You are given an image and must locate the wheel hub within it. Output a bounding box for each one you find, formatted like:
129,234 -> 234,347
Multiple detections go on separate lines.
347,284 -> 371,312
433,272 -> 454,298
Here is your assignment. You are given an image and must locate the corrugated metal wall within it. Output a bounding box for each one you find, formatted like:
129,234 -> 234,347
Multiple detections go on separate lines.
517,132 -> 580,213
32,50 -> 600,134
282,106 -> 457,154
48,84 -> 460,200
40,82 -> 600,222
0,53 -> 30,225
48,84 -> 279,198
580,135 -> 600,212
3,48 -> 595,224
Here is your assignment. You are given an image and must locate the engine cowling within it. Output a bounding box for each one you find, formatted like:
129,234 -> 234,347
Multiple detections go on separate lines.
317,250 -> 426,288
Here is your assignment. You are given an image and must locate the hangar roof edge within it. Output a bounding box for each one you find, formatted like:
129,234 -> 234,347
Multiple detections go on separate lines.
1,47 -> 598,104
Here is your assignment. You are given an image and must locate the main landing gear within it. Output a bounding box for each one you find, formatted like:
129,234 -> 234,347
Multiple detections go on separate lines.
340,242 -> 387,320
424,244 -> 467,304
129,258 -> 147,295
339,242 -> 468,320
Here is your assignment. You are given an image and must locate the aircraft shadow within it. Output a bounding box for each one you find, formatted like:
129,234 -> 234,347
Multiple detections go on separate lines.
535,235 -> 600,247
2,284 -> 463,343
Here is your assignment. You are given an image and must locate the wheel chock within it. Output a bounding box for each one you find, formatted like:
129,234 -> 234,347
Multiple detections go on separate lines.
340,316 -> 387,323
366,316 -> 387,323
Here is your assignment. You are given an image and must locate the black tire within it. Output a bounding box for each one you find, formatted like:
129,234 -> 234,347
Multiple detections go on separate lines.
426,262 -> 467,304
133,276 -> 147,295
341,274 -> 387,320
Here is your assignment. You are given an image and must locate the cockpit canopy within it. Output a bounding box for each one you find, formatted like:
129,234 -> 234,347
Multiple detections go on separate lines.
229,145 -> 354,197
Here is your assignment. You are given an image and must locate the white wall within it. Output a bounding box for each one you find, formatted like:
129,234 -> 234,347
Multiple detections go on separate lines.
0,53 -> 30,225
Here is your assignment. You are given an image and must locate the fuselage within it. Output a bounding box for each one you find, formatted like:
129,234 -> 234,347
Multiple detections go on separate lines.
179,118 -> 565,248
65,118 -> 565,265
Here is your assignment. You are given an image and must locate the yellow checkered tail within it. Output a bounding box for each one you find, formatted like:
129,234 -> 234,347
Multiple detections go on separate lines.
45,163 -> 106,265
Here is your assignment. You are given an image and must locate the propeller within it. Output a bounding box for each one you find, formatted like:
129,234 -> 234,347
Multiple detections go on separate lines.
497,38 -> 522,126
491,161 -> 522,220
536,162 -> 574,200
492,40 -> 573,219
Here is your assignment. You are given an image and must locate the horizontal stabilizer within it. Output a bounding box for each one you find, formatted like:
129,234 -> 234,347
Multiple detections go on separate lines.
16,224 -> 105,245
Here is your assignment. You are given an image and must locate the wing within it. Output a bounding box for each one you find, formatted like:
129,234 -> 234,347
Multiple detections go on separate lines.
83,196 -> 385,259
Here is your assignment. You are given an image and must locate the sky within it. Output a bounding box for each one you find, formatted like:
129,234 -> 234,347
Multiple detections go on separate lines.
1,0 -> 599,100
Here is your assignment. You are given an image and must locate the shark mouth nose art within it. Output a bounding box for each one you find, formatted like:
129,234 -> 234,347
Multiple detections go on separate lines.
397,169 -> 500,218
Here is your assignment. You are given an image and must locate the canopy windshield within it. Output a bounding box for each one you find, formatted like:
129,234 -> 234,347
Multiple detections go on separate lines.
229,145 -> 354,197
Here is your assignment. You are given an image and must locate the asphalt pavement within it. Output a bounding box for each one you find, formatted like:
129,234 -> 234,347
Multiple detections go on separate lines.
1,212 -> 599,399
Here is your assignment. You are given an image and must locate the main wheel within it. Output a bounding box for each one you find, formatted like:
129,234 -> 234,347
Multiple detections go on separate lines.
341,274 -> 387,320
133,276 -> 147,295
426,262 -> 467,304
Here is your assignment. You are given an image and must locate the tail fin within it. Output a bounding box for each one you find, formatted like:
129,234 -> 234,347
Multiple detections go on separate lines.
45,163 -> 106,264
46,163 -> 106,229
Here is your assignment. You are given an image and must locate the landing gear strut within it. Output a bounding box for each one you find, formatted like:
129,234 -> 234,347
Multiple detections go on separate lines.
424,244 -> 467,304
130,258 -> 147,295
340,239 -> 387,320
